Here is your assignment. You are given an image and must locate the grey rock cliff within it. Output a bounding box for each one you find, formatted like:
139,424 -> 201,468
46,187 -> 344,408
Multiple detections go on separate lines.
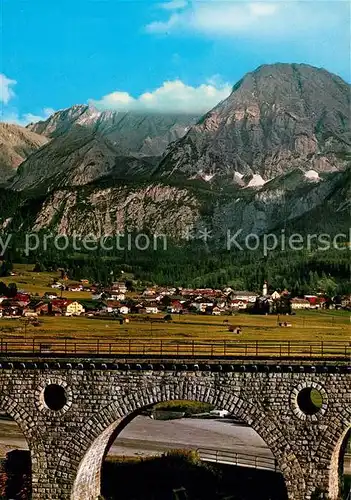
157,63 -> 350,184
27,105 -> 198,158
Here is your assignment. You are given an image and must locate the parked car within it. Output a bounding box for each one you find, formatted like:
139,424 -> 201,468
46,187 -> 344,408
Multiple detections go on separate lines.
209,409 -> 230,418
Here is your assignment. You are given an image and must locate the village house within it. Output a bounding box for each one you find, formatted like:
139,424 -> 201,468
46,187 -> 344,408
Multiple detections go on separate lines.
49,299 -> 84,316
167,300 -> 184,313
304,295 -> 326,309
102,301 -> 121,314
51,282 -> 64,290
112,281 -> 127,294
144,304 -> 159,314
51,299 -> 70,315
68,284 -> 84,292
32,301 -> 50,315
142,288 -> 157,297
291,298 -> 311,310
13,293 -> 31,306
318,297 -> 327,308
157,287 -> 172,296
21,299 -> 39,316
195,288 -> 215,295
230,299 -> 248,310
23,309 -> 38,318
231,291 -> 258,303
191,300 -> 214,313
91,290 -> 124,301
130,303 -> 144,314
0,303 -> 23,317
211,306 -> 222,315
107,291 -> 126,301
216,300 -> 227,309
65,301 -> 85,316
251,295 -> 274,314
153,294 -> 164,303
341,295 -> 351,308
119,305 -> 129,315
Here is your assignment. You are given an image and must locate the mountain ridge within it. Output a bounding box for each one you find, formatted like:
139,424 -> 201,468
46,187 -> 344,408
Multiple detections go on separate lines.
156,63 -> 350,185
9,126 -> 154,194
1,63 -> 350,240
0,123 -> 49,183
27,105 -> 199,158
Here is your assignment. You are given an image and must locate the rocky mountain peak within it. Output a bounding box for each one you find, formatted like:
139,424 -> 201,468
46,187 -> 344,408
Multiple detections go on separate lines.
157,63 -> 350,185
1,63 -> 349,241
27,104 -> 99,137
27,105 -> 199,158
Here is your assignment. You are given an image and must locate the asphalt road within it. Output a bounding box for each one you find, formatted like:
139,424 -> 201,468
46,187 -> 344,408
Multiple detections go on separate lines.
108,416 -> 273,460
0,415 -> 349,474
0,415 -> 272,459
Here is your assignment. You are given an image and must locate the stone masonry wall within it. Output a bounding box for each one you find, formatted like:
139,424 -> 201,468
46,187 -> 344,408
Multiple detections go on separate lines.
0,365 -> 349,500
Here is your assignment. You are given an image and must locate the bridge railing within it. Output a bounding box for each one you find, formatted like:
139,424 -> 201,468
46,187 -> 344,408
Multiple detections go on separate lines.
0,338 -> 349,358
195,447 -> 278,471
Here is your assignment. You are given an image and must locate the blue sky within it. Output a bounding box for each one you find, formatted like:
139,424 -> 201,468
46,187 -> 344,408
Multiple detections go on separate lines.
1,0 -> 350,124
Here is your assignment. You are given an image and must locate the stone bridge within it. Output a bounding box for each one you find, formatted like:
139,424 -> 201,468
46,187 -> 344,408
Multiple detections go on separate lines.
0,356 -> 349,500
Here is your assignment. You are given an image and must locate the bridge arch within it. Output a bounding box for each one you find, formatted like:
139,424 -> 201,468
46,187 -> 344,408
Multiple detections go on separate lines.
0,393 -> 36,438
0,393 -> 45,499
327,425 -> 351,499
57,381 -> 305,500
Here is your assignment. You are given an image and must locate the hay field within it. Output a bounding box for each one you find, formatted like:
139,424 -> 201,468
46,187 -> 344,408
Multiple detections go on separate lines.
1,263 -> 91,300
0,264 -> 349,356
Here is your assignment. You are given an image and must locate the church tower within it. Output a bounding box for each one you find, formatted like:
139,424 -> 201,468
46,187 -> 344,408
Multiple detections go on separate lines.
263,281 -> 268,296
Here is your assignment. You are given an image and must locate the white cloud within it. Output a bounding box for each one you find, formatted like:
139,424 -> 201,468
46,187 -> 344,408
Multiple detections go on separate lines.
0,74 -> 17,104
0,73 -> 55,126
145,0 -> 345,39
249,3 -> 277,16
89,79 -> 231,114
159,0 -> 188,10
22,108 -> 56,125
1,108 -> 55,126
146,13 -> 181,34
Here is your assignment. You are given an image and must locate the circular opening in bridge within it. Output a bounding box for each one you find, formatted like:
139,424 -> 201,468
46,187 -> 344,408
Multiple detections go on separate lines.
297,387 -> 323,415
43,384 -> 67,411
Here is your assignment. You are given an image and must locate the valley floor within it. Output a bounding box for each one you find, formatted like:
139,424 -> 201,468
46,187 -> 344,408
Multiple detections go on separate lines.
0,310 -> 349,350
